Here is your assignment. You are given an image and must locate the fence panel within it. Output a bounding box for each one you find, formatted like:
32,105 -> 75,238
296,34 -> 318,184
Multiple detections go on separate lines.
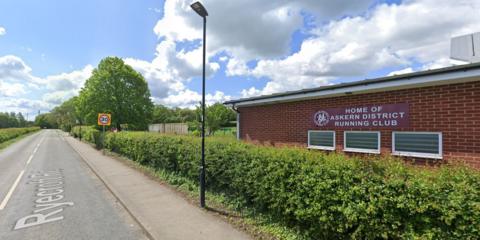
148,123 -> 188,135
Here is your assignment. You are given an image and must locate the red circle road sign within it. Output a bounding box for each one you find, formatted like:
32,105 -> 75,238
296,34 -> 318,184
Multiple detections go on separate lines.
97,113 -> 111,126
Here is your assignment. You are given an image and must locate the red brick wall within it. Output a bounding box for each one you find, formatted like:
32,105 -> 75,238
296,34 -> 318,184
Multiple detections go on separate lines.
238,81 -> 480,168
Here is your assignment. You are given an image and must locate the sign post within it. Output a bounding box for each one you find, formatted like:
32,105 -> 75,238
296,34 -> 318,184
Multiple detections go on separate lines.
98,113 -> 111,151
98,113 -> 111,127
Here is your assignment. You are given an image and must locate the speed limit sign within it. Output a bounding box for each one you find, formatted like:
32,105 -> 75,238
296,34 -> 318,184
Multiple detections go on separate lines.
97,113 -> 111,126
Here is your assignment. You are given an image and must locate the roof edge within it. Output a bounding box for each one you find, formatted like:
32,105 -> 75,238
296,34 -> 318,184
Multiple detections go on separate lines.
224,62 -> 480,106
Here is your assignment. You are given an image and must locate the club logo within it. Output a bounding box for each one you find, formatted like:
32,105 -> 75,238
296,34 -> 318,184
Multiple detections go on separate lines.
314,111 -> 329,126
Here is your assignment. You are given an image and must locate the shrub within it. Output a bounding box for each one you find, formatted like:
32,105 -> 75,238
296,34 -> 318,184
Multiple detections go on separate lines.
0,127 -> 40,143
103,132 -> 480,239
71,126 -> 103,149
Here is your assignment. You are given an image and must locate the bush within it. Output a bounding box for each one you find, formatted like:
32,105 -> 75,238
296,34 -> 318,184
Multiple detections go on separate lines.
0,127 -> 40,143
71,126 -> 103,149
103,132 -> 480,239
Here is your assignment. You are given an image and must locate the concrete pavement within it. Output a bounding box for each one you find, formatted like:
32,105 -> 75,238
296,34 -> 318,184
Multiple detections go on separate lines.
0,130 -> 147,240
65,132 -> 252,240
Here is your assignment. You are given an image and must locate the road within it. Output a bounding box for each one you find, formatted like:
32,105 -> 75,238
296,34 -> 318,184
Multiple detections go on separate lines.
0,130 -> 147,240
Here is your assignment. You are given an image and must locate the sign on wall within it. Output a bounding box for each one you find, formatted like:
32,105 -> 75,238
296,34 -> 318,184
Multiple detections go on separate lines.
314,103 -> 409,128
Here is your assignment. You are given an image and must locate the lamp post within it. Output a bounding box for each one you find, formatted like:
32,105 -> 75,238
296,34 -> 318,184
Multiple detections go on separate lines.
190,1 -> 208,208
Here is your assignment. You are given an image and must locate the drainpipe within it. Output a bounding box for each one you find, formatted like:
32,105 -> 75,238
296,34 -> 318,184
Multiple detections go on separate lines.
231,104 -> 240,140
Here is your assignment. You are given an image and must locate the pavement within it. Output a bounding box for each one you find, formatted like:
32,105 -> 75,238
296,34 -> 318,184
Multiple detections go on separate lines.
0,130 -> 147,240
65,131 -> 252,240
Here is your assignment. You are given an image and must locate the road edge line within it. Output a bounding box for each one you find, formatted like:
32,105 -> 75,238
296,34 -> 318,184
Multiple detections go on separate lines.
64,134 -> 156,240
0,170 -> 25,210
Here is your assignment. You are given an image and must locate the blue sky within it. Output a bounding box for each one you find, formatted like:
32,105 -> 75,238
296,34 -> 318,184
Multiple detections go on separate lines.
0,0 -> 478,118
0,0 -> 161,75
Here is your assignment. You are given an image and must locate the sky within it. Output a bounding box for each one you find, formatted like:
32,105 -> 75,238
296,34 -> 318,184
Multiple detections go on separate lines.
0,0 -> 479,120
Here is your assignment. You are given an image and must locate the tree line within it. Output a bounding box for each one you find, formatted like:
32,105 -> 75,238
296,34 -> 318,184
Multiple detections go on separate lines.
0,112 -> 30,128
35,57 -> 236,134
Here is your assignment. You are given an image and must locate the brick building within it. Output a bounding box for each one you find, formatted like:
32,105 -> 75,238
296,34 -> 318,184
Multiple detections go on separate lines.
225,63 -> 480,168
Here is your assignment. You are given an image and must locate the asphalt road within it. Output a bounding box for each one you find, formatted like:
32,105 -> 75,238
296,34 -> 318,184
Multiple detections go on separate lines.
0,130 -> 147,240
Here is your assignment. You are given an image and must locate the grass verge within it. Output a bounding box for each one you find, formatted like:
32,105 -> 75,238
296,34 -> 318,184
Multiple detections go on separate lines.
102,149 -> 309,240
0,131 -> 39,152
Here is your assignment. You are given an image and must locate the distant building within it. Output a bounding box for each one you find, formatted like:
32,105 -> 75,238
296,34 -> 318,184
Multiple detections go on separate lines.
225,63 -> 480,168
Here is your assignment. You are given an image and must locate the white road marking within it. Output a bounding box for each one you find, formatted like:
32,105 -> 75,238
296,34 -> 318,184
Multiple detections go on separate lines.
0,170 -> 25,210
26,155 -> 34,165
0,136 -> 45,210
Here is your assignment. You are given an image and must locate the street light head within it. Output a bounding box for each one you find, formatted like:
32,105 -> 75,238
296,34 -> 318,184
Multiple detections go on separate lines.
190,1 -> 208,17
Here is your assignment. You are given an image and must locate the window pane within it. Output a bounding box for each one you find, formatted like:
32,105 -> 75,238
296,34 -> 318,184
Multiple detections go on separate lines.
309,131 -> 334,147
395,133 -> 440,154
345,132 -> 378,150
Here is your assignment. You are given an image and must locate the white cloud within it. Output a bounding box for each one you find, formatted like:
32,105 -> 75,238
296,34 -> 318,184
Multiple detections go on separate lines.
42,91 -> 76,105
154,0 -> 372,60
0,97 -> 53,115
0,27 -> 5,36
0,81 -> 26,97
242,0 -> 480,96
388,67 -> 414,76
124,37 -> 221,104
240,87 -> 262,98
0,55 -> 42,85
0,55 -> 93,113
226,58 -> 249,76
124,57 -> 185,99
147,0 -> 372,100
45,65 -> 93,91
157,90 -> 231,109
41,65 -> 93,104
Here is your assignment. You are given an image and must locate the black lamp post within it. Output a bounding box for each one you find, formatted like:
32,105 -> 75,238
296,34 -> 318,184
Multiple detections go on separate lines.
190,1 -> 208,208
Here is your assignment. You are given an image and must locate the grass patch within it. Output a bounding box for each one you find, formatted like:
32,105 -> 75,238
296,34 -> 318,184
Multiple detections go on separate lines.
0,130 -> 40,152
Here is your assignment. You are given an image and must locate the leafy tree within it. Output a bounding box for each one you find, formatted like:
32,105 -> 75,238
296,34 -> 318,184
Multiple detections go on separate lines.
77,57 -> 154,130
152,105 -> 174,123
194,103 -> 236,135
0,112 -> 30,128
16,113 -> 27,127
34,113 -> 58,129
152,105 -> 196,123
0,113 -> 11,128
51,97 -> 79,132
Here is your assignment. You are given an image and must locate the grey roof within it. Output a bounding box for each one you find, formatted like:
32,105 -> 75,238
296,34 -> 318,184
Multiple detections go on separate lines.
224,62 -> 480,105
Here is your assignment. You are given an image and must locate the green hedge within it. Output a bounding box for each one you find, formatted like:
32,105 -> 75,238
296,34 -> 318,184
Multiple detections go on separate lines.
71,126 -> 103,149
0,127 -> 40,143
96,131 -> 478,239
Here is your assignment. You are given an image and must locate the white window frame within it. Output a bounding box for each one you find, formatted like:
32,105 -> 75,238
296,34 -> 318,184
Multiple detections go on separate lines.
392,132 -> 443,159
307,130 -> 336,151
343,131 -> 381,154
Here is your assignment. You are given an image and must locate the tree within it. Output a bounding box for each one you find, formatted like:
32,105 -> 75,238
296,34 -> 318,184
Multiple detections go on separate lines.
51,97 -> 79,132
152,105 -> 196,123
195,103 -> 236,135
77,57 -> 154,130
16,113 -> 27,127
0,112 -> 29,128
152,105 -> 174,123
35,113 -> 57,129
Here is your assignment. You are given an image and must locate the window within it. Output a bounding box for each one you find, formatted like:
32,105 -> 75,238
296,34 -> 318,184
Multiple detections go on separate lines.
308,131 -> 335,150
344,131 -> 380,154
392,132 -> 442,159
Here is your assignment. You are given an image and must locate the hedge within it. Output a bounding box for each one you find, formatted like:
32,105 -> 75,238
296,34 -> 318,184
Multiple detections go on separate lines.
80,131 -> 479,239
0,127 -> 40,143
71,126 -> 103,149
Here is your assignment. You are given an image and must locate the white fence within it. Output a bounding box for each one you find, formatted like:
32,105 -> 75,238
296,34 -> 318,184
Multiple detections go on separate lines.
148,123 -> 188,135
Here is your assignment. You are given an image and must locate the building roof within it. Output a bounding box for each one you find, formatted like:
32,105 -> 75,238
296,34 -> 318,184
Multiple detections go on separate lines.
225,62 -> 480,107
